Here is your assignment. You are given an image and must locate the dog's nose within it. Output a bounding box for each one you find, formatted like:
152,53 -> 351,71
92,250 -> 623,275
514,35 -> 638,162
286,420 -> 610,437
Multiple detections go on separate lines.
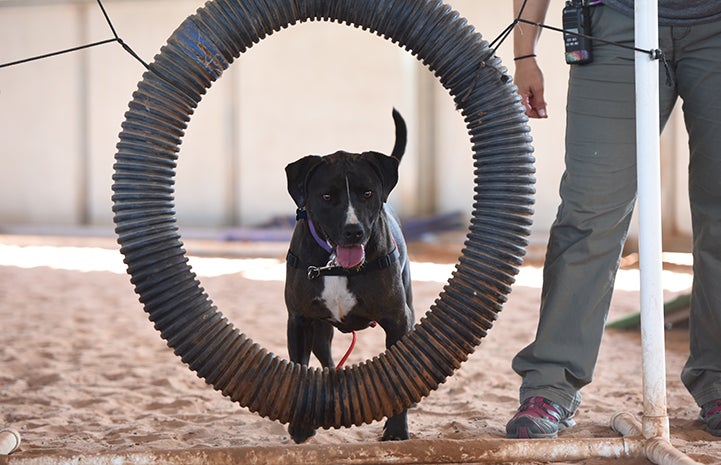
343,223 -> 364,243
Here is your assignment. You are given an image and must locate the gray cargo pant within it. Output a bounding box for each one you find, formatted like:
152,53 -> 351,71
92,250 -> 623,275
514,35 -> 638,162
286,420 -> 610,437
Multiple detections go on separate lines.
512,5 -> 721,413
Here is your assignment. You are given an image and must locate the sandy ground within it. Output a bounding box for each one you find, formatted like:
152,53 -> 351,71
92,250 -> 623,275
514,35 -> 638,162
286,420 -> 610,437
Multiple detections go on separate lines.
0,232 -> 719,464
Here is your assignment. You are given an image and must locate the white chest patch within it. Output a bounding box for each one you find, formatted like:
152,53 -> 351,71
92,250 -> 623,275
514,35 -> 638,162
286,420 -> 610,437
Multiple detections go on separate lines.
320,276 -> 357,322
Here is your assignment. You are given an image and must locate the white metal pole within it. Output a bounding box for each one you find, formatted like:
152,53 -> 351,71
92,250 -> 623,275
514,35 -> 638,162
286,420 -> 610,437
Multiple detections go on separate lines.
634,0 -> 669,441
0,437 -> 647,465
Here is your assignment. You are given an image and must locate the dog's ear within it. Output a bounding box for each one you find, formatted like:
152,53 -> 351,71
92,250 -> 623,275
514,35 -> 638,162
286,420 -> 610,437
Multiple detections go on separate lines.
285,155 -> 323,208
365,152 -> 399,202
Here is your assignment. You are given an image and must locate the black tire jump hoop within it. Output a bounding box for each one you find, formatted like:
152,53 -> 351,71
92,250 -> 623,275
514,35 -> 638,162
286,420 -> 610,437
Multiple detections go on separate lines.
112,0 -> 535,435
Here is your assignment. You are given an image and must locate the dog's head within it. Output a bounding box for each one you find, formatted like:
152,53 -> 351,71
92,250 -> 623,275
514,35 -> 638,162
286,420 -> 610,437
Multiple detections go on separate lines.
285,110 -> 406,269
285,150 -> 400,269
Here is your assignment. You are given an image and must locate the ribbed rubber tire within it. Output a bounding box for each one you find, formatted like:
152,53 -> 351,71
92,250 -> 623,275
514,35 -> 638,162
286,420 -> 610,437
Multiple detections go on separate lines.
112,0 -> 535,433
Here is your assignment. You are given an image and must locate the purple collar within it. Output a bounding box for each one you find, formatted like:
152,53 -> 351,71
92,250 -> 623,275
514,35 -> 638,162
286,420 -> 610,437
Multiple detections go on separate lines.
296,208 -> 333,254
307,216 -> 333,254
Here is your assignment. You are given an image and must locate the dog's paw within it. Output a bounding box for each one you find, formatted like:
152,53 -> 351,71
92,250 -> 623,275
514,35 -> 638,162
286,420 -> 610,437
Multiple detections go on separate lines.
381,429 -> 410,441
381,418 -> 410,441
288,424 -> 316,444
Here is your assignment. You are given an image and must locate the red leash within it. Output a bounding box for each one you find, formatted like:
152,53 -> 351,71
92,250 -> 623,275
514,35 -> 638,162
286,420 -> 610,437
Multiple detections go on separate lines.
335,331 -> 357,370
335,322 -> 376,370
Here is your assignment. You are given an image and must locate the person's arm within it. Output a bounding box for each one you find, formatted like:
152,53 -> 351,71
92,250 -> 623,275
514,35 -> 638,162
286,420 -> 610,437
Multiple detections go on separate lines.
513,0 -> 551,118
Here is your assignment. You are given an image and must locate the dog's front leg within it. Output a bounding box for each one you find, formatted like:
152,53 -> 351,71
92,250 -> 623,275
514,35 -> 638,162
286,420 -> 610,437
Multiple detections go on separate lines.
286,315 -> 319,443
287,315 -> 314,366
287,316 -> 337,443
378,311 -> 413,441
311,320 -> 334,369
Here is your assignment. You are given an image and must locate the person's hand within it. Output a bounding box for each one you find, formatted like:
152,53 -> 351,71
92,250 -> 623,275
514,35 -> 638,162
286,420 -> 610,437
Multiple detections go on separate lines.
514,58 -> 548,118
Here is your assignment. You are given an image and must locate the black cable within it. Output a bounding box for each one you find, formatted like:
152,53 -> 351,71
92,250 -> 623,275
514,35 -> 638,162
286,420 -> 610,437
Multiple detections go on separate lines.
0,38 -> 118,69
94,0 -> 149,69
116,38 -> 150,70
488,0 -> 527,52
0,2 -> 671,85
516,17 -> 660,58
512,16 -> 671,84
96,0 -> 120,40
487,0 -> 663,61
0,0 -> 149,71
488,20 -> 517,53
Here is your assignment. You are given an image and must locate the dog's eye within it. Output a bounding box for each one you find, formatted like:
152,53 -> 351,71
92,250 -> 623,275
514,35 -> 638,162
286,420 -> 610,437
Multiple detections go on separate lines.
321,193 -> 332,202
362,191 -> 373,199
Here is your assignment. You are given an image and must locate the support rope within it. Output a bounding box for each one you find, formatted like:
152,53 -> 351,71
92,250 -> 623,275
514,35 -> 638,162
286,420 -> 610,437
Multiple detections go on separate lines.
1,0 -> 666,73
0,0 -> 148,70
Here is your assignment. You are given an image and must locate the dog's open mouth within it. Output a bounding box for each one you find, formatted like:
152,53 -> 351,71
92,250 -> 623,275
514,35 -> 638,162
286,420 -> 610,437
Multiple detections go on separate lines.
335,245 -> 365,269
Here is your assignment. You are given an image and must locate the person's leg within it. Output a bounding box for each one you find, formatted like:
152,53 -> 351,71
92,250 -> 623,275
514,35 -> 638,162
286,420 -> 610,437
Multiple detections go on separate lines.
673,21 -> 721,433
511,5 -> 638,414
509,6 -> 678,432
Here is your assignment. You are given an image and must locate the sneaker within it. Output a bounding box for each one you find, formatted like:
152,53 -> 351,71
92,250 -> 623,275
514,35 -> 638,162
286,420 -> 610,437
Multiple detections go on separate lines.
506,396 -> 576,439
700,399 -> 721,437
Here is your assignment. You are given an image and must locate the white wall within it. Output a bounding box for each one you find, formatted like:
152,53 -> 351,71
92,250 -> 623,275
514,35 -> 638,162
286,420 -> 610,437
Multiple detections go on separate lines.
1,4 -> 85,224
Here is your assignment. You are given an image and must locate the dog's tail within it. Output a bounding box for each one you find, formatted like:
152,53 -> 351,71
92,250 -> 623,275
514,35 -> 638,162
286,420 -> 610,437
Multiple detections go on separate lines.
390,108 -> 407,162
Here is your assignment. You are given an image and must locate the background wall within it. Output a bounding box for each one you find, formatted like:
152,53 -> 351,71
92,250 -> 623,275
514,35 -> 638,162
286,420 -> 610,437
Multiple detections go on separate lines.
0,0 -> 692,249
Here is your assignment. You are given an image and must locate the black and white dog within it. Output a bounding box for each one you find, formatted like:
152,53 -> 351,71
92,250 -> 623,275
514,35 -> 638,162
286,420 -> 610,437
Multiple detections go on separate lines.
284,109 -> 414,443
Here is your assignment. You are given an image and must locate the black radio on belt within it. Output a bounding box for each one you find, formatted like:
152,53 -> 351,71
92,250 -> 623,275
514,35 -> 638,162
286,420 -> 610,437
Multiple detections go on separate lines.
562,0 -> 593,64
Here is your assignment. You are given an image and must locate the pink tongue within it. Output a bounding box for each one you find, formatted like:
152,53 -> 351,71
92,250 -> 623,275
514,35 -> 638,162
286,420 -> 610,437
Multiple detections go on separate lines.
335,245 -> 365,269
